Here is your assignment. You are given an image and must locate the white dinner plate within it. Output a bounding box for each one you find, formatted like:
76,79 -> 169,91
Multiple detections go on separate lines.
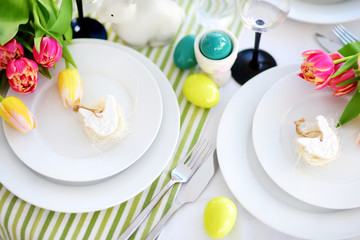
4,42 -> 163,183
288,0 -> 360,24
217,64 -> 360,239
252,73 -> 360,209
0,39 -> 180,213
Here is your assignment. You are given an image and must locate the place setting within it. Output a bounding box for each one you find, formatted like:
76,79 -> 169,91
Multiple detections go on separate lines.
217,66 -> 360,240
0,38 -> 181,212
217,17 -> 360,240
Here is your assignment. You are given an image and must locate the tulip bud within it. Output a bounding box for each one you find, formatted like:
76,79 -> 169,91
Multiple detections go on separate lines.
0,96 -> 36,133
33,37 -> 62,68
57,68 -> 83,108
0,38 -> 24,70
6,58 -> 39,94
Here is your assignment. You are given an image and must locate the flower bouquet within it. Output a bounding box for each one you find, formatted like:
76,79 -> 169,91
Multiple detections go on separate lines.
299,40 -> 360,127
0,0 -> 76,133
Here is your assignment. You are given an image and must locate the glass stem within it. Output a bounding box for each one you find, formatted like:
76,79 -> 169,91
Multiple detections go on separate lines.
250,32 -> 262,70
76,0 -> 84,19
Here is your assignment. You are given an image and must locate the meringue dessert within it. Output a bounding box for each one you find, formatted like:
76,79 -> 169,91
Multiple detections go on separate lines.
294,115 -> 339,166
75,95 -> 128,145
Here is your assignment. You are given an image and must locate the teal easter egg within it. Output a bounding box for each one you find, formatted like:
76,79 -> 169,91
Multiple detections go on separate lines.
183,74 -> 220,108
174,34 -> 197,70
200,31 -> 232,60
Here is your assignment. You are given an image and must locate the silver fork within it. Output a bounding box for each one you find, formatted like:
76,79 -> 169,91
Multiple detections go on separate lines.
118,139 -> 214,240
332,24 -> 359,45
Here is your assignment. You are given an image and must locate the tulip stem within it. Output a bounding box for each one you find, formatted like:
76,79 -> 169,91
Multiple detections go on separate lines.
65,61 -> 70,69
333,56 -> 351,64
0,95 -> 3,101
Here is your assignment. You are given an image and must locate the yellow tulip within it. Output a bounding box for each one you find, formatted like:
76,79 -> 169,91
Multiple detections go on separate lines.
0,95 -> 36,133
57,68 -> 83,108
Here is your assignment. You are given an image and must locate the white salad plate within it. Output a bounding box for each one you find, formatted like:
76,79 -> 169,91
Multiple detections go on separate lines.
217,64 -> 360,239
288,0 -> 360,24
252,72 -> 360,209
4,42 -> 163,183
0,39 -> 180,213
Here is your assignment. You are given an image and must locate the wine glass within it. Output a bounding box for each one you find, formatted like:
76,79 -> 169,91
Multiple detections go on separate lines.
231,0 -> 290,84
71,0 -> 107,39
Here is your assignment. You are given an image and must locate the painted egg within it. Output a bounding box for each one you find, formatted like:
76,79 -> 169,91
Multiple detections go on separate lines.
173,34 -> 198,70
183,74 -> 219,108
203,197 -> 237,239
200,31 -> 232,60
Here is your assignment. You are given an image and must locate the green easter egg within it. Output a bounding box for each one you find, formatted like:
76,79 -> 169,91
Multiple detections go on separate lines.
183,74 -> 219,108
174,34 -> 197,70
200,31 -> 232,60
204,197 -> 237,239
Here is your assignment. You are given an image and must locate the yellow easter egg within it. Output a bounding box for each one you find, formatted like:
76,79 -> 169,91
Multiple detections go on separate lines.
204,197 -> 237,239
183,74 -> 220,108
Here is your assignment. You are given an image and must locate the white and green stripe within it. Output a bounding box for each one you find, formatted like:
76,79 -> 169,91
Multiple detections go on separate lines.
0,0 -> 243,239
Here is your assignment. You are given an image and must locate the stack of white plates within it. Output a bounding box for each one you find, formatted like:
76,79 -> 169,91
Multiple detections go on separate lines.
288,0 -> 360,24
217,64 -> 360,239
0,39 -> 180,213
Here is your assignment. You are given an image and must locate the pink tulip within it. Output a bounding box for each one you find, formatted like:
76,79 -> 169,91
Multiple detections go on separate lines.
299,50 -> 357,96
33,37 -> 62,68
6,58 -> 39,94
327,52 -> 356,96
0,39 -> 24,71
299,50 -> 334,90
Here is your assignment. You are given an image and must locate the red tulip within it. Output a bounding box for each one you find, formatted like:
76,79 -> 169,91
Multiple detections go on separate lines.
0,38 -> 24,71
33,37 -> 62,68
6,58 -> 39,94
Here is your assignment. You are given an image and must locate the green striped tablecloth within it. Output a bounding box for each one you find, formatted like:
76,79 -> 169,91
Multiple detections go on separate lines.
0,0 -> 242,239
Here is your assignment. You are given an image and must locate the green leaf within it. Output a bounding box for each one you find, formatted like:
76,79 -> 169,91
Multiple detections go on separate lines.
32,2 -> 63,48
0,0 -> 30,45
47,0 -> 60,15
49,0 -> 72,35
63,25 -> 73,44
338,42 -> 360,57
332,53 -> 359,78
337,91 -> 360,127
38,65 -> 52,79
0,72 -> 8,92
36,0 -> 57,28
336,75 -> 360,87
31,0 -> 48,29
62,44 -> 77,68
18,22 -> 36,36
14,35 -> 33,53
34,27 -> 44,52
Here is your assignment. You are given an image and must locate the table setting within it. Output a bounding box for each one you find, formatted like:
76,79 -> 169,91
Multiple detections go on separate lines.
1,0 -> 360,239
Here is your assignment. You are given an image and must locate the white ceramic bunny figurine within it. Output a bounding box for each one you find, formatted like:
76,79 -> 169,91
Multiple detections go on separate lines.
96,0 -> 185,47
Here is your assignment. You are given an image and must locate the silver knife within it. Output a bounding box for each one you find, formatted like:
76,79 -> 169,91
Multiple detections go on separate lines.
315,33 -> 342,53
145,149 -> 218,240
